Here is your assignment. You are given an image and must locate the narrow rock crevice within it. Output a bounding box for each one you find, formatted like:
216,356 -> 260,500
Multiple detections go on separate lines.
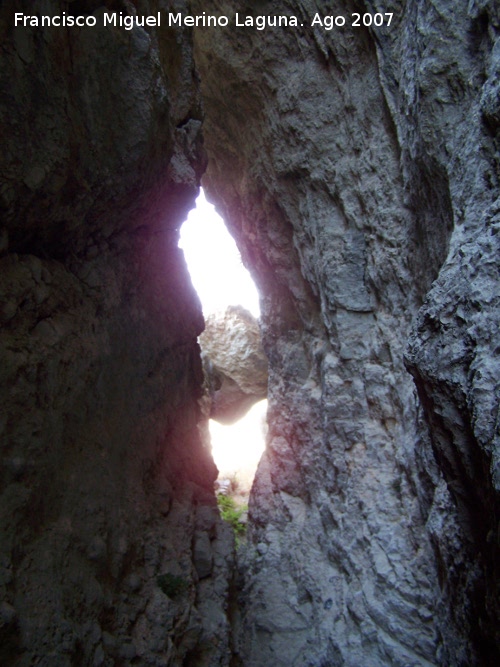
1,1 -> 499,665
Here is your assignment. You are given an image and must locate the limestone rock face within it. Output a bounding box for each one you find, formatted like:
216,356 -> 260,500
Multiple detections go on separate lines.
200,306 -> 268,424
193,1 -> 499,665
0,3 -> 233,666
1,1 -> 499,666
381,1 -> 500,661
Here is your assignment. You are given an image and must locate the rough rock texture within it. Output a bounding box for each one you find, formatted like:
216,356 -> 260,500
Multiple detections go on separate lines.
200,306 -> 268,424
402,2 -> 500,660
1,1 -> 499,666
0,2 -> 233,665
194,1 -> 499,665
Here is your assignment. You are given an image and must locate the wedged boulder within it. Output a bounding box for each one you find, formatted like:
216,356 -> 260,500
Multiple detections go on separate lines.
200,306 -> 268,424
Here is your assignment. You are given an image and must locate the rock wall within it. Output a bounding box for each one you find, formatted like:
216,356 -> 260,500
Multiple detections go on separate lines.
1,1 -> 499,665
194,1 -> 499,665
402,0 -> 500,660
0,2 -> 233,665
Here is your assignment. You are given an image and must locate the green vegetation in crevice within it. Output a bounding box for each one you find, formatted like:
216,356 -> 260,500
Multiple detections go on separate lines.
157,572 -> 188,599
217,493 -> 247,543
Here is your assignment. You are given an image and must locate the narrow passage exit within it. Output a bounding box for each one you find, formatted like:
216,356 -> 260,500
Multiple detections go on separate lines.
178,189 -> 267,506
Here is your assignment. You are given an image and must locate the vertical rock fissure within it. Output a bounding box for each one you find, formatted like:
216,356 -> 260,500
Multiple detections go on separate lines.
1,1 -> 498,665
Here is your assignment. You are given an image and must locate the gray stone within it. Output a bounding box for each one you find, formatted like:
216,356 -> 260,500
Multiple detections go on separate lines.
118,641 -> 136,660
92,644 -> 105,667
200,305 -> 268,424
0,3 -> 231,665
0,1 -> 498,666
193,531 -> 213,580
194,1 -> 500,664
0,601 -> 16,625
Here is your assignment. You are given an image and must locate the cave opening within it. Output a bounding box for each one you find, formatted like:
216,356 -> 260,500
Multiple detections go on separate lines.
178,188 -> 267,506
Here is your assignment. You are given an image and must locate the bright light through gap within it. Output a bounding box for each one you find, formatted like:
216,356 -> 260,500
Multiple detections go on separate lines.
179,189 -> 260,318
179,188 -> 266,501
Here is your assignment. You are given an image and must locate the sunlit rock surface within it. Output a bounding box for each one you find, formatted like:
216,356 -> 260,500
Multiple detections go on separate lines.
200,306 -> 268,424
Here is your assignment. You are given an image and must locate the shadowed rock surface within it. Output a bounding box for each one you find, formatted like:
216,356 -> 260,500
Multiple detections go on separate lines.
0,1 -> 499,666
0,3 -> 233,666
